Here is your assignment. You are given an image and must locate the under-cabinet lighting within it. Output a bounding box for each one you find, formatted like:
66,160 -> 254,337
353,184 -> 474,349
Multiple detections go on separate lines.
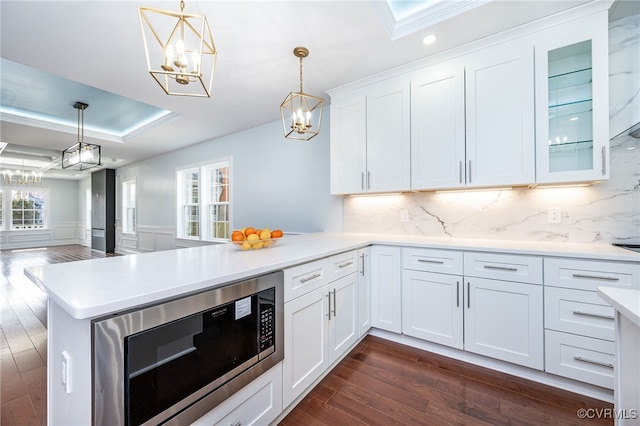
532,182 -> 594,189
434,187 -> 513,194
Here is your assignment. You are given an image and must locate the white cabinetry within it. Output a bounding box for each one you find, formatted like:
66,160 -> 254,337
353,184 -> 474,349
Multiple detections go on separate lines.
463,252 -> 543,370
411,38 -> 535,190
401,248 -> 464,349
410,60 -> 466,190
370,245 -> 402,333
464,38 -> 535,187
192,363 -> 282,426
543,258 -> 640,389
534,11 -> 609,184
282,252 -> 359,408
358,247 -> 372,337
330,77 -> 410,194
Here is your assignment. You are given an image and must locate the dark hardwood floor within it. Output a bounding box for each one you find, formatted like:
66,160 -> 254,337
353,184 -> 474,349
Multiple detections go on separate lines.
1,245 -> 613,425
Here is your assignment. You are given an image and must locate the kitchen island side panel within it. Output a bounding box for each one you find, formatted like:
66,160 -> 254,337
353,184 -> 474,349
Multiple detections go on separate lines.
48,300 -> 92,425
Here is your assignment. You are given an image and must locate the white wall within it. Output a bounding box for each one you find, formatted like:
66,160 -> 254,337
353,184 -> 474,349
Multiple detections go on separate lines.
0,178 -> 83,250
114,110 -> 344,252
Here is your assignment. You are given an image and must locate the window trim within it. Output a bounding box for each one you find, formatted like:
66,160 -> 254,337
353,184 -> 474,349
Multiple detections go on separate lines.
5,187 -> 50,231
122,179 -> 137,235
176,157 -> 232,242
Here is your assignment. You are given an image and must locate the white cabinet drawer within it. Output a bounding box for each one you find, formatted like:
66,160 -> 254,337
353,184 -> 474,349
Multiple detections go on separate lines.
192,362 -> 282,425
544,258 -> 640,291
326,250 -> 359,282
545,330 -> 614,389
464,252 -> 542,284
403,247 -> 463,275
545,287 -> 615,341
284,259 -> 327,302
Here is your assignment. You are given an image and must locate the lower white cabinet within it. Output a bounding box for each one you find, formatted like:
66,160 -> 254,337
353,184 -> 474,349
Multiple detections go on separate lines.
358,247 -> 372,337
282,272 -> 358,408
464,277 -> 544,370
371,245 -> 402,333
192,363 -> 282,426
402,269 -> 463,349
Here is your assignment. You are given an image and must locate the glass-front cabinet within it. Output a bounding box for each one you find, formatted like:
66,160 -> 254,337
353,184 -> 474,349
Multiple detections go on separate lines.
535,11 -> 609,184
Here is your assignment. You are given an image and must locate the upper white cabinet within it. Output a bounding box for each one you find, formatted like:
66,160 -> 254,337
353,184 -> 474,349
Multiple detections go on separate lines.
330,77 -> 411,194
534,11 -> 609,184
464,39 -> 536,187
411,37 -> 535,190
330,92 -> 367,194
410,60 -> 466,189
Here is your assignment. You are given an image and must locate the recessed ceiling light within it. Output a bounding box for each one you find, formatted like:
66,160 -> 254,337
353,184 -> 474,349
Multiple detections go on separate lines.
422,34 -> 437,45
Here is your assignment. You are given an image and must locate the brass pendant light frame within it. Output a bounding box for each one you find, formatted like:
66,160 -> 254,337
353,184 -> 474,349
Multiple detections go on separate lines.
280,46 -> 324,141
139,1 -> 217,97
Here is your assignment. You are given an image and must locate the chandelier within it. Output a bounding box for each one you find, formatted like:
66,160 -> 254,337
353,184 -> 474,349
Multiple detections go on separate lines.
2,160 -> 42,186
280,46 -> 324,141
62,102 -> 101,171
139,0 -> 217,97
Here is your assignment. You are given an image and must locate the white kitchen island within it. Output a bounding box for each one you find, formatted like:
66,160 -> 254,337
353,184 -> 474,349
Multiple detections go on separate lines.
597,287 -> 640,425
25,232 -> 639,425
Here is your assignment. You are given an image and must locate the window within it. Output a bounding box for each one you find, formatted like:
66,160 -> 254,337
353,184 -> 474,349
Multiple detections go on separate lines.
122,180 -> 137,234
206,163 -> 229,240
10,189 -> 47,230
177,159 -> 231,241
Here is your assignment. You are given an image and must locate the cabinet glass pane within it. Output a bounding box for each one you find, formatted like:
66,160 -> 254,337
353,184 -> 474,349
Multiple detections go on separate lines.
547,40 -> 593,173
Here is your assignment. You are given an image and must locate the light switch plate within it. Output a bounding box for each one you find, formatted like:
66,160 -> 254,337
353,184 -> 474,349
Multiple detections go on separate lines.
548,207 -> 561,224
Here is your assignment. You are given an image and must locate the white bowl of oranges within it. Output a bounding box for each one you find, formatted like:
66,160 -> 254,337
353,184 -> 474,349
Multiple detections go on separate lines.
230,227 -> 284,250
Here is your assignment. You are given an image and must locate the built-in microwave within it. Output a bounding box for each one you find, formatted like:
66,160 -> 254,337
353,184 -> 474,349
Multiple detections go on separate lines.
92,270 -> 284,425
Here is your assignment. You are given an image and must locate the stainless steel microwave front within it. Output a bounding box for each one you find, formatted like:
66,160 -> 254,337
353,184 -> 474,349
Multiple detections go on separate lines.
92,270 -> 284,426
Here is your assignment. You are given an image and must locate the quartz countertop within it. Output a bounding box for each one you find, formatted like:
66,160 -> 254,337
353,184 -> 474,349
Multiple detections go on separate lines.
597,287 -> 640,328
25,232 -> 640,320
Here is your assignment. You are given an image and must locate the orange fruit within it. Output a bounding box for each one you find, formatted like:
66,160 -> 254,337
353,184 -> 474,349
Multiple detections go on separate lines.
271,229 -> 283,238
244,227 -> 256,236
231,231 -> 244,242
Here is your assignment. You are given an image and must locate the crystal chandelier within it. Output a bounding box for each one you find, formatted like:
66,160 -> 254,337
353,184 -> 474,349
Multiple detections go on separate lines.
139,0 -> 217,97
280,47 -> 324,141
62,102 -> 101,171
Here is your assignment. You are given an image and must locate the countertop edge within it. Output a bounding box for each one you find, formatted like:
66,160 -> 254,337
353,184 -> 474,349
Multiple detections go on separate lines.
25,233 -> 640,320
597,287 -> 640,328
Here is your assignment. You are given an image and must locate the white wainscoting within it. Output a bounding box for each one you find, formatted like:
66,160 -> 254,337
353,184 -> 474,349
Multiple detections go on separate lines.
0,222 -> 82,250
115,225 -> 178,254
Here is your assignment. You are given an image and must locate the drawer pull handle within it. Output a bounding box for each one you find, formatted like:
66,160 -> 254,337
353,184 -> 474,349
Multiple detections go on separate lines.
338,261 -> 354,269
326,292 -> 332,320
418,259 -> 445,264
574,356 -> 614,369
360,253 -> 365,276
572,273 -> 620,281
300,273 -> 321,283
573,310 -> 615,321
483,265 -> 518,272
456,281 -> 460,307
332,288 -> 337,317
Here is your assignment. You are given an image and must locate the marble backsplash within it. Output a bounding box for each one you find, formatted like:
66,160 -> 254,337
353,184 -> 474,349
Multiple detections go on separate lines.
343,14 -> 640,245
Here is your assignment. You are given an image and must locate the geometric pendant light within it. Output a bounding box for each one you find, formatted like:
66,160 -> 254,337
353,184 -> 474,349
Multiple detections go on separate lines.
61,102 -> 101,170
280,46 -> 324,141
138,1 -> 217,97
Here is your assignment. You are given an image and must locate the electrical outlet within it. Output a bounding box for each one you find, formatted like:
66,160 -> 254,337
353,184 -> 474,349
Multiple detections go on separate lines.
400,209 -> 409,222
548,207 -> 561,224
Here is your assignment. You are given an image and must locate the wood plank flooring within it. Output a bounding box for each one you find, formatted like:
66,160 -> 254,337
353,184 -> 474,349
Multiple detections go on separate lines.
279,335 -> 613,425
1,245 -> 613,425
1,245 -> 118,426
